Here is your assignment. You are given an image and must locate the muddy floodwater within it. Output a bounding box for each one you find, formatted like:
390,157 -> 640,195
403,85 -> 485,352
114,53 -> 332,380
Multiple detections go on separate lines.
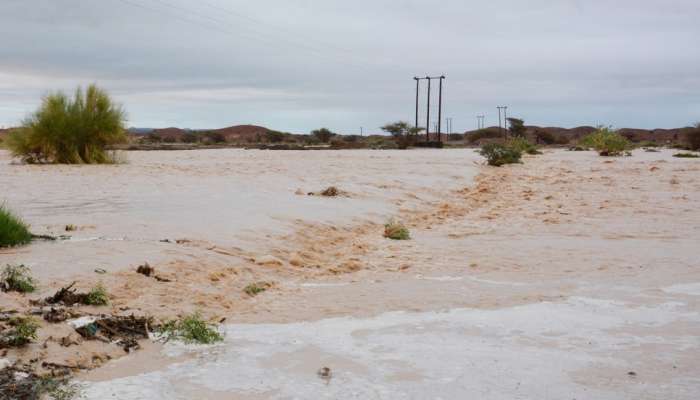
1,148 -> 699,399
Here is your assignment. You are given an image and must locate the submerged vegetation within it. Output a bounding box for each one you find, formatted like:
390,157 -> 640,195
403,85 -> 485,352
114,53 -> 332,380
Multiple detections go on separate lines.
1,264 -> 36,293
0,316 -> 39,348
479,143 -> 522,166
384,219 -> 410,240
244,282 -> 271,296
85,284 -> 110,306
7,84 -> 127,164
579,127 -> 630,156
0,205 -> 32,248
158,313 -> 223,344
673,152 -> 700,158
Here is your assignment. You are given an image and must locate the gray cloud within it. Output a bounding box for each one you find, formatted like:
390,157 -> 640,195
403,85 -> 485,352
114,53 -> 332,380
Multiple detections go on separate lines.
1,0 -> 699,132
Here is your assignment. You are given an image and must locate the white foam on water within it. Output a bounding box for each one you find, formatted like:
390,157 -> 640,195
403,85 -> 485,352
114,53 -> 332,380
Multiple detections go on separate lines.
81,297 -> 700,400
663,283 -> 700,296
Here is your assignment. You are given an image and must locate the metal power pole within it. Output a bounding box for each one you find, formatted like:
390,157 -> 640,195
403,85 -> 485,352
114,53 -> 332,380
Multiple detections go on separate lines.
413,77 -> 420,129
437,76 -> 445,142
426,76 -> 431,142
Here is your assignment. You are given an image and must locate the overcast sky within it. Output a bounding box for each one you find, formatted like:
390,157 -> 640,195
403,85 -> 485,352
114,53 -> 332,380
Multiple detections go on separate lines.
1,0 -> 699,133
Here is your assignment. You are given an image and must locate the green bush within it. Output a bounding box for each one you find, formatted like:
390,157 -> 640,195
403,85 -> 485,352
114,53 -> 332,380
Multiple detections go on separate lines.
579,127 -> 630,156
0,205 -> 32,248
158,312 -> 223,344
7,84 -> 127,164
1,264 -> 36,293
85,284 -> 109,306
384,219 -> 410,240
507,137 -> 540,155
479,143 -> 522,166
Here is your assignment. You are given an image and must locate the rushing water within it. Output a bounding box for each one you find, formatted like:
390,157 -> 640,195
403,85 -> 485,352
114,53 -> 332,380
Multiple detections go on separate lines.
81,296 -> 700,399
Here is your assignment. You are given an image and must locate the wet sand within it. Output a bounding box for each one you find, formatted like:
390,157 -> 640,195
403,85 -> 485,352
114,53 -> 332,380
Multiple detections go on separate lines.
2,148 -> 699,398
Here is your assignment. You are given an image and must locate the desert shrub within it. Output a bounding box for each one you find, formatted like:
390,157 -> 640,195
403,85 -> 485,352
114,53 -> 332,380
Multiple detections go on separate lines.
85,284 -> 109,306
384,219 -> 410,240
343,135 -> 360,143
0,205 -> 32,248
673,152 -> 700,158
637,140 -> 660,148
311,128 -> 335,143
7,84 -> 127,164
535,130 -> 556,145
579,127 -> 630,156
479,143 -> 522,166
381,121 -> 423,149
507,137 -> 540,155
158,312 -> 223,344
265,130 -> 285,143
204,131 -> 226,143
1,316 -> 39,347
1,264 -> 36,293
181,132 -> 199,143
467,129 -> 500,143
685,123 -> 700,151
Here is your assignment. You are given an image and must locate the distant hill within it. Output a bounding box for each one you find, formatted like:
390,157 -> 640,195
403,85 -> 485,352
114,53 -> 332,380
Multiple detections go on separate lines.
210,125 -> 271,142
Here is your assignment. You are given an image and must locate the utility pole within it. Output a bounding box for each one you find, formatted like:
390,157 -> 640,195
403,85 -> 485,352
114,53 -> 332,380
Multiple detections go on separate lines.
503,106 -> 509,139
426,76 -> 431,142
360,127 -> 363,136
413,77 -> 420,129
437,75 -> 445,142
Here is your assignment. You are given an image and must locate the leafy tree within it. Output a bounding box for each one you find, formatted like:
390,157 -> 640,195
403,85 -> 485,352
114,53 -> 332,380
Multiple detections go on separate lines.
381,121 -> 423,149
311,128 -> 335,143
507,118 -> 526,138
7,84 -> 127,163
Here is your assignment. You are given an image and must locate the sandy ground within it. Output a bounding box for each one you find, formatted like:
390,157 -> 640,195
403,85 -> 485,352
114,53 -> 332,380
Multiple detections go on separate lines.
1,148 -> 699,399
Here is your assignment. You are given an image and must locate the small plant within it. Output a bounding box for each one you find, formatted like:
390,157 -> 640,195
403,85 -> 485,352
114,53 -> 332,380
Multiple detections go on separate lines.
0,204 -> 32,248
244,282 -> 271,296
673,152 -> 700,158
158,312 -> 223,344
384,219 -> 410,240
479,143 -> 522,166
85,284 -> 109,306
579,127 -> 630,156
64,224 -> 77,231
1,264 -> 36,293
1,316 -> 39,347
40,378 -> 82,400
